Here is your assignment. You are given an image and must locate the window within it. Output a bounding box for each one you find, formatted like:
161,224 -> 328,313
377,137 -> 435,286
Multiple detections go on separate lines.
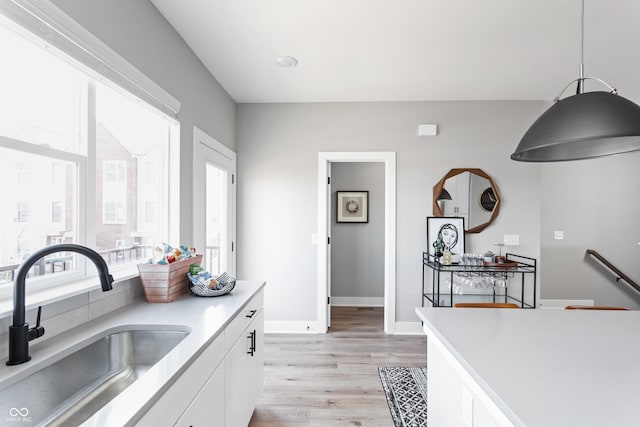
15,202 -> 31,223
144,202 -> 157,224
0,20 -> 178,289
51,201 -> 63,223
102,160 -> 127,224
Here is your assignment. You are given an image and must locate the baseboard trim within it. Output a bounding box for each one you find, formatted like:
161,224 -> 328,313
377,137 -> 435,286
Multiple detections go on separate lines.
331,296 -> 384,307
538,299 -> 594,309
265,321 -> 320,334
394,321 -> 424,335
264,320 -> 423,335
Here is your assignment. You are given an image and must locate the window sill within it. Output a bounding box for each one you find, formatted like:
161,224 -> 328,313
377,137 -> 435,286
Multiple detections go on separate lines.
0,265 -> 141,320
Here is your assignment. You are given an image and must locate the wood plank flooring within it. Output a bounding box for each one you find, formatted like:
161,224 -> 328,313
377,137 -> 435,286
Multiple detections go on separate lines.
249,307 -> 427,426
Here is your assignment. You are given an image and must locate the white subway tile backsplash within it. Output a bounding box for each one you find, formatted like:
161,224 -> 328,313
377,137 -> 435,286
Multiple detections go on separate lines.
89,283 -> 128,303
89,288 -> 133,320
38,294 -> 88,318
35,306 -> 89,343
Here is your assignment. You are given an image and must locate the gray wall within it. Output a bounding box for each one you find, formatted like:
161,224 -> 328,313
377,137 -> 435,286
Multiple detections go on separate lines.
236,101 -> 545,323
331,162 -> 385,301
540,151 -> 640,308
51,0 -> 237,244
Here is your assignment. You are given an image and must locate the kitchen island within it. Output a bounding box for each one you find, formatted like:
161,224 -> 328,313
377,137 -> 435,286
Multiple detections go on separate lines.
415,306 -> 640,427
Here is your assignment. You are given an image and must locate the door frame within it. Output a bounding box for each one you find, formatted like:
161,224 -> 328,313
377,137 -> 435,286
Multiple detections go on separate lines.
317,152 -> 396,334
192,126 -> 237,276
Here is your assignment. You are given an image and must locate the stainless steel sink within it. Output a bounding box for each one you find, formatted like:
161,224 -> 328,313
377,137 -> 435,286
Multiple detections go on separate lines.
0,327 -> 189,426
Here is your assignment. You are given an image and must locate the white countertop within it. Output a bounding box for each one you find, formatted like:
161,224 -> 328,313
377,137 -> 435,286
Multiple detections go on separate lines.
415,306 -> 640,427
0,280 -> 265,426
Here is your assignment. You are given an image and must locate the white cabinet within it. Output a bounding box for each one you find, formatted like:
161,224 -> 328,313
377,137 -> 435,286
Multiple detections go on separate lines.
443,172 -> 470,222
137,288 -> 264,427
137,333 -> 226,426
175,362 -> 226,427
226,310 -> 264,427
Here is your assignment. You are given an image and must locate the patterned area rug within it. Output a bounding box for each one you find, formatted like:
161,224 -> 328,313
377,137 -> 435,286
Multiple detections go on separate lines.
378,366 -> 428,427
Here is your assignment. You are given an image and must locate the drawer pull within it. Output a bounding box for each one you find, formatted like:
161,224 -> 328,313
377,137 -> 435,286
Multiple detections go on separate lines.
247,330 -> 256,356
246,309 -> 257,319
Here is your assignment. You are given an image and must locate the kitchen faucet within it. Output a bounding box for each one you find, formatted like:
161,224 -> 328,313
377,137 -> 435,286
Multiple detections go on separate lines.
6,244 -> 114,366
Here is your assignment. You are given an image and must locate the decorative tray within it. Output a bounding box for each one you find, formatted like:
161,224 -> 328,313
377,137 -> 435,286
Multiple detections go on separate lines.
187,272 -> 236,297
483,260 -> 519,267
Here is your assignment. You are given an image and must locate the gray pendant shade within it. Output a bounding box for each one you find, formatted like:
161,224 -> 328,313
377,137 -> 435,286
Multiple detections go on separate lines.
511,91 -> 640,162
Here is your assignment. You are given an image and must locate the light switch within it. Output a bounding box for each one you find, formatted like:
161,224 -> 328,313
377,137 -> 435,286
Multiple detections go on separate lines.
504,234 -> 520,246
554,231 -> 564,240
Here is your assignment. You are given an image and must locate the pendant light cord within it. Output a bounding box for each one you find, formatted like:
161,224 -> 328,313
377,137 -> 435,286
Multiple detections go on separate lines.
581,0 -> 585,67
553,0 -> 616,102
578,0 -> 585,93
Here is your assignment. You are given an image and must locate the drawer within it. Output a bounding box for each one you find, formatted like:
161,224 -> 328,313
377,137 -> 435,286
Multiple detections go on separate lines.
138,332 -> 224,426
224,289 -> 264,354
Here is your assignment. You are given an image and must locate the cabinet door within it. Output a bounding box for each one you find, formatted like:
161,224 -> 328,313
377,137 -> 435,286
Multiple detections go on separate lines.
443,173 -> 470,216
225,309 -> 264,427
137,334 -> 225,426
175,362 -> 225,427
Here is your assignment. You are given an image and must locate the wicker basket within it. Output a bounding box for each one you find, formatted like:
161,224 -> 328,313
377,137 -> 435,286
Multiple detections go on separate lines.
137,254 -> 203,303
187,272 -> 236,297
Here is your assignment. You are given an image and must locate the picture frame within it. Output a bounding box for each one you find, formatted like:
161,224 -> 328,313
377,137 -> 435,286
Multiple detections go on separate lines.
337,191 -> 369,223
426,216 -> 465,260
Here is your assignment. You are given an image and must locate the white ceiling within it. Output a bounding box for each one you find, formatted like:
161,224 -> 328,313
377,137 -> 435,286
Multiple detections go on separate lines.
150,0 -> 640,104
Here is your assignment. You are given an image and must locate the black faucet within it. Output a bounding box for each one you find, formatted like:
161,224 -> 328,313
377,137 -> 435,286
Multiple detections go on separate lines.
6,244 -> 114,366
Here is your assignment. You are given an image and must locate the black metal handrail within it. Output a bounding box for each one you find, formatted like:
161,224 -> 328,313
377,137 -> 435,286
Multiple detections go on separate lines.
586,249 -> 640,294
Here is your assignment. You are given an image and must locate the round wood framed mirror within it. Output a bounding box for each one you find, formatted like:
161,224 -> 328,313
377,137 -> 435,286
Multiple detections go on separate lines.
432,168 -> 501,233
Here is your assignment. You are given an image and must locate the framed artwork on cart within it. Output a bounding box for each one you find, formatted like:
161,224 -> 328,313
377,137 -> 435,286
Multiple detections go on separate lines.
426,216 -> 465,260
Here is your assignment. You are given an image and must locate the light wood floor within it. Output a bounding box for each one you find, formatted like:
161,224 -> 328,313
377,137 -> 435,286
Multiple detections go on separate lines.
249,307 -> 427,426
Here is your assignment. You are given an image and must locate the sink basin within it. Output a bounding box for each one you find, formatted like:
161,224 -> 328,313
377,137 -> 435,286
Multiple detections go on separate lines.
0,327 -> 189,426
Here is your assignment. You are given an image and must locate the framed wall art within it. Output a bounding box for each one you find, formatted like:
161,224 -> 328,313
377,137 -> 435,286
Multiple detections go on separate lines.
337,191 -> 368,223
426,216 -> 465,260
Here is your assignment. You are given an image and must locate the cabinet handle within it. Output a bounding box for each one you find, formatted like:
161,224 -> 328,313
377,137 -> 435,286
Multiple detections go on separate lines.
247,329 -> 256,356
246,309 -> 257,319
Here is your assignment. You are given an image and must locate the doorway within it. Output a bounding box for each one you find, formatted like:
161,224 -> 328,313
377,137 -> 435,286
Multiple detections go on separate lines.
317,152 -> 396,334
330,162 -> 385,327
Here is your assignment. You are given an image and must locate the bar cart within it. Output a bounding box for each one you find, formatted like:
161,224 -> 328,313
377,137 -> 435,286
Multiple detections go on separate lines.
422,252 -> 537,308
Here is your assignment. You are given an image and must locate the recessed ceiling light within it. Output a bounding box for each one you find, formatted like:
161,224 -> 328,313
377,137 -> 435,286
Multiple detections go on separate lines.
276,56 -> 298,68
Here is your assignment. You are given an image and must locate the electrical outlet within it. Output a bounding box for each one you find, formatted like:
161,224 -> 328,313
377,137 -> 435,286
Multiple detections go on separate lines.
554,231 -> 564,240
504,234 -> 520,246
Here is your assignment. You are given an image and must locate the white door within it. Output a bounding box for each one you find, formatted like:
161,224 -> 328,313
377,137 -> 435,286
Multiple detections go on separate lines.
193,127 -> 236,276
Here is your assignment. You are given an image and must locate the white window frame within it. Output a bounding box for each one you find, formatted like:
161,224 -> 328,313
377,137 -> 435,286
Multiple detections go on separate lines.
0,0 -> 181,119
0,134 -> 88,290
0,1 -> 182,305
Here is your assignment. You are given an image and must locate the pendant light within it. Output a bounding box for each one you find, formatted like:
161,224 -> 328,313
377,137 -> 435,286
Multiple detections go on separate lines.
511,0 -> 640,162
437,188 -> 452,201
